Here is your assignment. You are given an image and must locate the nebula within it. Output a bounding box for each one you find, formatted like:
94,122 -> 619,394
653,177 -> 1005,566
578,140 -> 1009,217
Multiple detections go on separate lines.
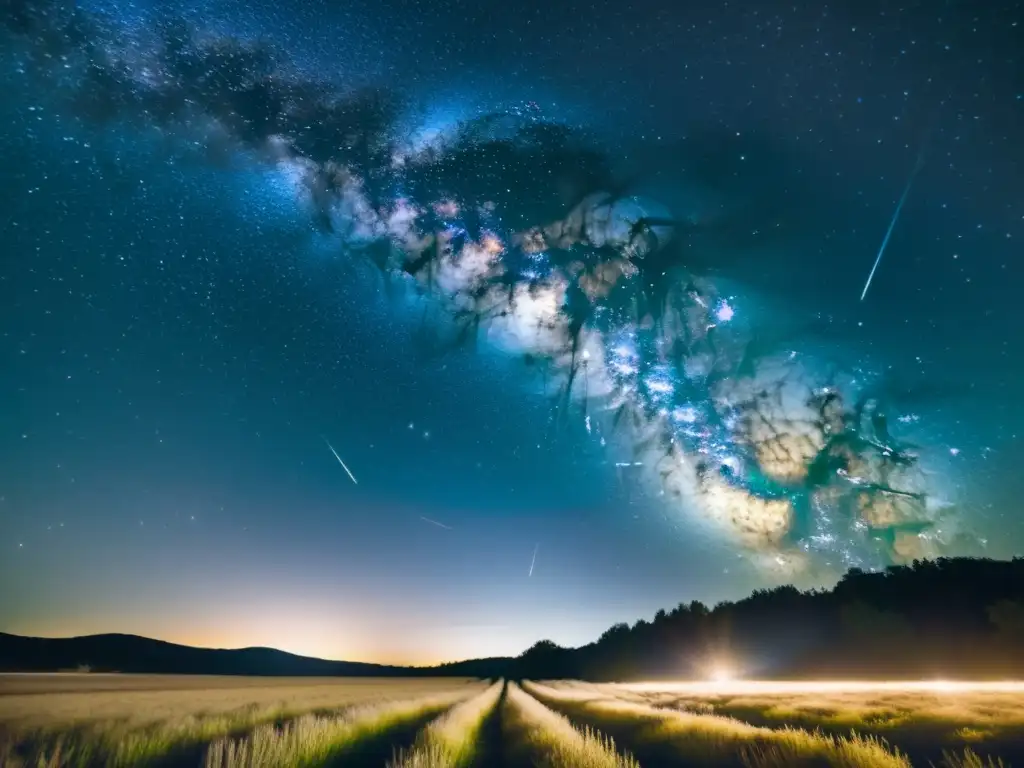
3,0 -> 970,574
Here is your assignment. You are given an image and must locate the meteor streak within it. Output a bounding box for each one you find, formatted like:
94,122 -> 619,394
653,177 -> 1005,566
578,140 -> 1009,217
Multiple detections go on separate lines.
323,437 -> 358,485
860,142 -> 928,302
420,516 -> 453,530
529,543 -> 539,577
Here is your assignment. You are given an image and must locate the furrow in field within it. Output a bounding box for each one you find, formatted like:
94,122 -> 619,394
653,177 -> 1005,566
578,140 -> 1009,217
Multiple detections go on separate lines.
554,681 -> 1023,768
386,680 -> 504,768
501,683 -> 638,768
0,680 -> 482,768
203,689 -> 473,768
524,680 -> 913,768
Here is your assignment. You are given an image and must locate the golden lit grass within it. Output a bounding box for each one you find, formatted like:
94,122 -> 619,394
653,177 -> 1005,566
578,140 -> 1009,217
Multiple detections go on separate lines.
0,676 -> 477,728
0,677 -> 483,767
502,683 -> 639,768
0,674 -> 431,697
937,748 -> 1008,768
203,690 -> 472,768
572,681 -> 1024,748
525,681 -> 912,768
387,681 -> 503,768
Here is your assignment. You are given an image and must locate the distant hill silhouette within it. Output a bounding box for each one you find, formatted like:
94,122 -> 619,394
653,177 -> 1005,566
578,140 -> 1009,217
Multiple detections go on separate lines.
0,633 -> 419,676
0,631 -> 517,677
4,558 -> 1023,680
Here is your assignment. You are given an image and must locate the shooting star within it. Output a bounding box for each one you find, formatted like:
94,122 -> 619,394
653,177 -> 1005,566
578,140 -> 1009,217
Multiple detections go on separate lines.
528,543 -> 539,577
860,138 -> 929,302
323,437 -> 358,485
420,516 -> 453,530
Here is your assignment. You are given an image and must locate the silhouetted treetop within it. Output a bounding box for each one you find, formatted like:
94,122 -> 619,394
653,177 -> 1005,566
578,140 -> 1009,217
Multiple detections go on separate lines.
508,557 -> 1024,682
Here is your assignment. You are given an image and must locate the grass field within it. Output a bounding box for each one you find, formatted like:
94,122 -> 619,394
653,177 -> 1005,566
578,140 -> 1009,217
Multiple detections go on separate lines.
1,674 -> 1021,766
532,680 -> 1024,767
0,675 -> 483,767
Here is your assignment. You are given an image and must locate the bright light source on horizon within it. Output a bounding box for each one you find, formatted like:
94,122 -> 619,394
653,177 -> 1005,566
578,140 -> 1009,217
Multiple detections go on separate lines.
620,680 -> 1024,695
708,665 -> 736,684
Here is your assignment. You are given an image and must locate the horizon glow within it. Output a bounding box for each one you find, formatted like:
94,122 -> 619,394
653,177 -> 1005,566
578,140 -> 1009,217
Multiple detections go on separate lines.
620,679 -> 1024,695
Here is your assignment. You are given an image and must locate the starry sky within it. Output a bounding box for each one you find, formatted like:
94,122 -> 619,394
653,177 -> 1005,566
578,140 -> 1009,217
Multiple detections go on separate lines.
1,0 -> 1022,666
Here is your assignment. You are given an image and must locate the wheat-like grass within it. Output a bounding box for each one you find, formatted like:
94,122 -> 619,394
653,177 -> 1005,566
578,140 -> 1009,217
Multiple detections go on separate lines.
545,680 -> 1024,760
0,679 -> 482,768
0,677 -> 478,728
503,683 -> 639,768
387,681 -> 503,768
525,681 -> 911,768
544,680 -> 1023,766
936,748 -> 1008,768
203,689 -> 471,768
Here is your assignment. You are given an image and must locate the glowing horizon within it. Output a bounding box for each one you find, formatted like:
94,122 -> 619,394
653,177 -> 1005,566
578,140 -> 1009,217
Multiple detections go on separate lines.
620,679 -> 1024,695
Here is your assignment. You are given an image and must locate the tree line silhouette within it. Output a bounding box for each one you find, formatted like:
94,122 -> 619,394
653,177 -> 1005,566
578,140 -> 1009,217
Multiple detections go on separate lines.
441,557 -> 1024,681
3,557 -> 1020,678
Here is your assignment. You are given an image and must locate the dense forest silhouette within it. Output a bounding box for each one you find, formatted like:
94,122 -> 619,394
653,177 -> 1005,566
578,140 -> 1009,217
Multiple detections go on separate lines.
3,557 -> 1022,679
482,557 -> 1024,682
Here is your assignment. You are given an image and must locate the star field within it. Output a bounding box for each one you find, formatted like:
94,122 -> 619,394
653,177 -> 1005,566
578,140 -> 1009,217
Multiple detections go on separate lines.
0,0 -> 1022,664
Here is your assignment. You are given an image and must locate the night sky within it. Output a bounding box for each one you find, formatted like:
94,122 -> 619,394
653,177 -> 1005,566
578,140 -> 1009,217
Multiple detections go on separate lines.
1,0 -> 1022,666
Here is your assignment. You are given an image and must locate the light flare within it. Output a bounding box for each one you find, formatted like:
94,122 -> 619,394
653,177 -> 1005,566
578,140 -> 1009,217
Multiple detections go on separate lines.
620,680 -> 1024,696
